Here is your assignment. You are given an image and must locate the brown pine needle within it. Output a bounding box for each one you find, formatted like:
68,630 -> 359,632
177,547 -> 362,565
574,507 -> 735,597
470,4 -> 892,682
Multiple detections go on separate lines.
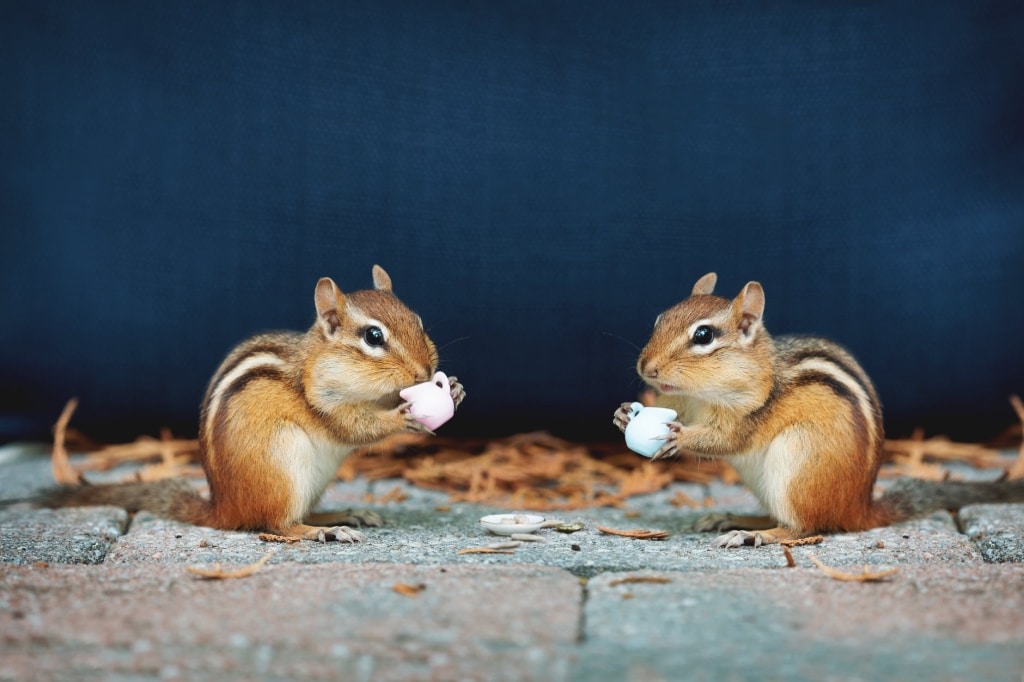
596,525 -> 670,540
882,434 -> 1008,470
806,553 -> 897,582
457,547 -> 516,555
374,485 -> 409,504
51,398 -> 85,486
1007,395 -> 1024,480
392,583 -> 427,597
782,546 -> 797,568
608,575 -> 672,587
187,550 -> 276,580
668,489 -> 700,508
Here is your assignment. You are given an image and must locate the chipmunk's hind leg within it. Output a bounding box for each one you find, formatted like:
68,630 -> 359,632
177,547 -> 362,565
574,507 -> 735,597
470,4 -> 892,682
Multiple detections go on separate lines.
304,510 -> 384,528
276,522 -> 366,544
712,526 -> 802,548
694,512 -> 776,533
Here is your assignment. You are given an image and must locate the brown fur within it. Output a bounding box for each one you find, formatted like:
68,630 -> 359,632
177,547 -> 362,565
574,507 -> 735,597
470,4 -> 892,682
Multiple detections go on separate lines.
618,272 -> 1024,547
39,266 -> 460,542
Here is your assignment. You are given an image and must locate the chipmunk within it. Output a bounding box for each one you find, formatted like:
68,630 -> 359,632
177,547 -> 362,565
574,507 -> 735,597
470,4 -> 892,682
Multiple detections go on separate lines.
39,265 -> 465,543
614,272 -> 1024,548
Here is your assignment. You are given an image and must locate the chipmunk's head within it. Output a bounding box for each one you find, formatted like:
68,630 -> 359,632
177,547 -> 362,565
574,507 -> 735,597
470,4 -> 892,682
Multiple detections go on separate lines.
637,272 -> 772,406
307,265 -> 439,405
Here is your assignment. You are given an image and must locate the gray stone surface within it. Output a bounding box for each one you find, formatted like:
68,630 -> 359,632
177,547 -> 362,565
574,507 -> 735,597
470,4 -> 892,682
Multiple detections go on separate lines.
959,502 -> 1024,563
0,506 -> 126,565
578,564 -> 1024,681
28,476 -> 975,574
2,443 -> 1023,681
0,442 -> 61,501
0,563 -> 581,682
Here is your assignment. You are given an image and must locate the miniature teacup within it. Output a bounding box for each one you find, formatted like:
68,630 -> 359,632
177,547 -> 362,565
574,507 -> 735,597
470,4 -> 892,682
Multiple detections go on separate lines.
624,402 -> 678,458
399,371 -> 456,430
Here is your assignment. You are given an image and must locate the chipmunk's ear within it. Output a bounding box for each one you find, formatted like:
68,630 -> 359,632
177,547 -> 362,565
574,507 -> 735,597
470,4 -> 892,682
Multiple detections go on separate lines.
691,272 -> 717,296
734,281 -> 765,341
372,265 -> 393,293
314,277 -> 347,335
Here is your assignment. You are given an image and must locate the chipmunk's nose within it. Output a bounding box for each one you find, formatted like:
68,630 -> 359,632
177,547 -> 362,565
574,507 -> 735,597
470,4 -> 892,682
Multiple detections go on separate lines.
639,357 -> 658,379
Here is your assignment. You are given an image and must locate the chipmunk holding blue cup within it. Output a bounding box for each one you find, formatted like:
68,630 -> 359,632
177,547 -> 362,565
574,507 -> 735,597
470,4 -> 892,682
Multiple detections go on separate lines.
614,272 -> 1024,548
40,265 -> 465,543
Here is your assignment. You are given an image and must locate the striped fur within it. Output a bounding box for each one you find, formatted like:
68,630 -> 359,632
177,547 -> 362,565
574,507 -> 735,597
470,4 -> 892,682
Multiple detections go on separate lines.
41,266 -> 450,541
626,273 -> 1024,546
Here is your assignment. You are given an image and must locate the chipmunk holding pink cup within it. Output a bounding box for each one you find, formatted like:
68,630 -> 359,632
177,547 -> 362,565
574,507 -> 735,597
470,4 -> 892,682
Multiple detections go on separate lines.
615,272 -> 1024,548
41,265 -> 465,543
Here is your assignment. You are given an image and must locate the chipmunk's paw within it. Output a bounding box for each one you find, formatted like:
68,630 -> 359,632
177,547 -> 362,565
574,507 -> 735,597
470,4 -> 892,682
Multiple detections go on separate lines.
713,530 -> 763,548
650,422 -> 684,460
398,403 -> 436,435
447,376 -> 466,409
612,402 -> 634,433
315,526 -> 367,544
713,530 -> 778,549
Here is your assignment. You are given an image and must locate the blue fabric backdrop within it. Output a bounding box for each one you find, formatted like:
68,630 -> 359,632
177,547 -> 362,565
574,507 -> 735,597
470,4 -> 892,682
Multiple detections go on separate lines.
2,1 -> 1023,442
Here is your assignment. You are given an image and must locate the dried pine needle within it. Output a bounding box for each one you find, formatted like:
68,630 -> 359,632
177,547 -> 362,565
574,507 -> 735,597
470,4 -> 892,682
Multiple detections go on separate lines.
608,575 -> 672,587
187,550 -> 276,580
806,553 -> 898,582
51,398 -> 85,486
596,525 -> 670,540
1007,395 -> 1024,480
392,583 -> 427,597
668,489 -> 700,508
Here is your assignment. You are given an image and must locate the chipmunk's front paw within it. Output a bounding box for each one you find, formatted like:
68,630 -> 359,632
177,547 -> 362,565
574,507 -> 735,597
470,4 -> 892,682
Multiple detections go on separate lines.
397,403 -> 436,435
612,402 -> 635,432
650,422 -> 684,460
447,375 -> 467,409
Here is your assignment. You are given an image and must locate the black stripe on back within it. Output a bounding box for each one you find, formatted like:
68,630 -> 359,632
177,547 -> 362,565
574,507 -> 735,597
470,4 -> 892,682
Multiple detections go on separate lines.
210,339 -> 293,391
217,366 -> 289,408
793,370 -> 862,413
789,348 -> 875,406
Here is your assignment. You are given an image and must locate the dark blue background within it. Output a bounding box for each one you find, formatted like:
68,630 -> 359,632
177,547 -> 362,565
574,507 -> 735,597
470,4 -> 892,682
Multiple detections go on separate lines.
2,1 -> 1023,442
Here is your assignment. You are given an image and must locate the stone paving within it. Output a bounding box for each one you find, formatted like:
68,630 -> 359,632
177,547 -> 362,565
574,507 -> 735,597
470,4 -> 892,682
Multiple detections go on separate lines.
1,444 -> 1022,681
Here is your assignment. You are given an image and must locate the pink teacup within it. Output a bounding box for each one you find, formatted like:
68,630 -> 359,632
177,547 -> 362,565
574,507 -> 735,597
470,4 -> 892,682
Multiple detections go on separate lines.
399,371 -> 456,430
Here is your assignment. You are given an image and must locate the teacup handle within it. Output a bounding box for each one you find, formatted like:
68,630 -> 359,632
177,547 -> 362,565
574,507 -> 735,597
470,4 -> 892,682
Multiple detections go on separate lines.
629,402 -> 644,418
432,371 -> 450,392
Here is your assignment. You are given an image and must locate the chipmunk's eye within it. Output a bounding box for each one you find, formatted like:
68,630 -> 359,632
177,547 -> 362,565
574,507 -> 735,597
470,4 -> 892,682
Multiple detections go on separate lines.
363,326 -> 386,348
692,325 -> 715,345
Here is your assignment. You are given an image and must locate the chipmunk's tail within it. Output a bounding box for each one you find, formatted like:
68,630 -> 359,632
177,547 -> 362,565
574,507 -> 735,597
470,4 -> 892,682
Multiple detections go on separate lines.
34,479 -> 212,526
875,478 -> 1024,525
